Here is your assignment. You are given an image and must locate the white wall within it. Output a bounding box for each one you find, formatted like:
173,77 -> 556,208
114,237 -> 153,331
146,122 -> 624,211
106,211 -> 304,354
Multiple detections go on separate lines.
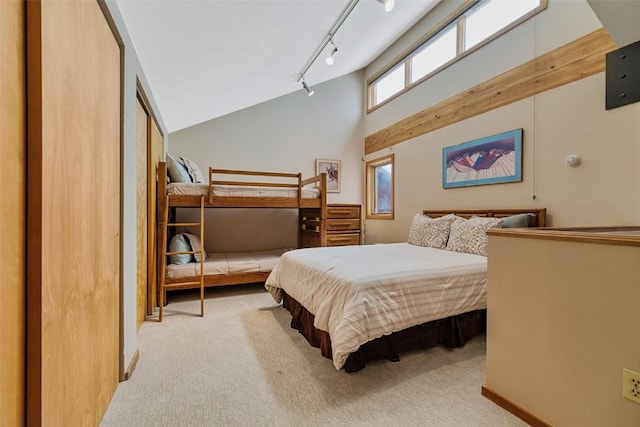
104,0 -> 168,380
363,0 -> 640,243
169,71 -> 364,252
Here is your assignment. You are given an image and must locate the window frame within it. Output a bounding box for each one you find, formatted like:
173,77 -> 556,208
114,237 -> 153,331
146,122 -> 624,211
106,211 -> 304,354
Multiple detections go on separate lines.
366,0 -> 547,113
365,153 -> 394,220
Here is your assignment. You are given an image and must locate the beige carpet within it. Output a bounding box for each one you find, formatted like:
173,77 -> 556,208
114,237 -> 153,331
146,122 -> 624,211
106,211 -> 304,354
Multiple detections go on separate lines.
101,284 -> 525,426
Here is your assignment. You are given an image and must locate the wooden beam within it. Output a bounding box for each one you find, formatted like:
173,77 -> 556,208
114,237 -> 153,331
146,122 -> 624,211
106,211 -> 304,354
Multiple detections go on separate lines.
365,28 -> 617,155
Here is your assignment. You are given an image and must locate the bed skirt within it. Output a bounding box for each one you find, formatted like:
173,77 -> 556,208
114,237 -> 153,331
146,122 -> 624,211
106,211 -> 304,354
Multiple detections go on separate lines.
282,292 -> 486,372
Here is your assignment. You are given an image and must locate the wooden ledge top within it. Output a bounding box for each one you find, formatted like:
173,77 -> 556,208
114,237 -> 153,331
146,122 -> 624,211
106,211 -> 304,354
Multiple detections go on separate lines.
487,226 -> 640,247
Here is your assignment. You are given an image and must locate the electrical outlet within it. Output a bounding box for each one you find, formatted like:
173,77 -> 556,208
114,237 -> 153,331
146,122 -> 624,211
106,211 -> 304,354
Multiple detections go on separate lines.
623,368 -> 640,404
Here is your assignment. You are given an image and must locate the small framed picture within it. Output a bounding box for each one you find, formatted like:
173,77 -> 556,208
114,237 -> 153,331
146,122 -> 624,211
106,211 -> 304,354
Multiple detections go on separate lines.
316,159 -> 341,193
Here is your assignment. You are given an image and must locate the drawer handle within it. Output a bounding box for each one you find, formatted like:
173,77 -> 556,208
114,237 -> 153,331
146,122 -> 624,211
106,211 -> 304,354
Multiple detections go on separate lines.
329,210 -> 353,215
331,222 -> 353,227
328,237 -> 354,242
301,225 -> 320,231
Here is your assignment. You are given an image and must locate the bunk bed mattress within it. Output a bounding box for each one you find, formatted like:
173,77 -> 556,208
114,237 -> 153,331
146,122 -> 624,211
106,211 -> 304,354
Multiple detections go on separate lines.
265,243 -> 488,370
167,183 -> 320,199
166,248 -> 290,279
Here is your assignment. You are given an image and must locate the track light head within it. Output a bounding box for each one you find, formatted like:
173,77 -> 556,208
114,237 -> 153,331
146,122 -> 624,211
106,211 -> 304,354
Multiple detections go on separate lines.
301,79 -> 314,96
377,0 -> 395,12
325,46 -> 338,65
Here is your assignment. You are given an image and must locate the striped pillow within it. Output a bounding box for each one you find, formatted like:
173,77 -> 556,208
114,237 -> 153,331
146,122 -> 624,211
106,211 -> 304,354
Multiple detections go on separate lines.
183,233 -> 206,262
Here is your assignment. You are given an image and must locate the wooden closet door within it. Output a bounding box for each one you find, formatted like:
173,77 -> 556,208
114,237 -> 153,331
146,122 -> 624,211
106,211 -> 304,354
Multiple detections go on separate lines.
147,117 -> 163,313
26,0 -> 121,424
136,98 -> 148,327
0,1 -> 26,425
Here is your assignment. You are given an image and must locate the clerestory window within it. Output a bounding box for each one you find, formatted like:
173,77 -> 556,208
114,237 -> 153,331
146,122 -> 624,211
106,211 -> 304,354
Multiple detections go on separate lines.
368,0 -> 546,112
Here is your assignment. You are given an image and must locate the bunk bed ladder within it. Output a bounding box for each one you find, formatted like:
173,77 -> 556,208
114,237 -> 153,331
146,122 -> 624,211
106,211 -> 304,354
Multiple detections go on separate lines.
159,195 -> 205,321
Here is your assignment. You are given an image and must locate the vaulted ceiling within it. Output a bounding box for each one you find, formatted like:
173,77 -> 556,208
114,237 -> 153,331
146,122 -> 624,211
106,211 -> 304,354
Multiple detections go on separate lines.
116,0 -> 441,133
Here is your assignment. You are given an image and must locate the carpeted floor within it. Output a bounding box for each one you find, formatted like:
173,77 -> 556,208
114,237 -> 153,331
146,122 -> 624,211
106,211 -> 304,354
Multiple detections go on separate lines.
101,284 -> 525,426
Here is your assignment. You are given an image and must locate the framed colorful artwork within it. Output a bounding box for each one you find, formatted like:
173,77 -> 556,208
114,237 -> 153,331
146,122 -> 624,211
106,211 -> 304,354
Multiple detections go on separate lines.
443,129 -> 523,188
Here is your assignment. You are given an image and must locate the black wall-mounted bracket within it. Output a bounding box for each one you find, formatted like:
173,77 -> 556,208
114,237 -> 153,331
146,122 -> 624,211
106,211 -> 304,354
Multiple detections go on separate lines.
606,39 -> 640,110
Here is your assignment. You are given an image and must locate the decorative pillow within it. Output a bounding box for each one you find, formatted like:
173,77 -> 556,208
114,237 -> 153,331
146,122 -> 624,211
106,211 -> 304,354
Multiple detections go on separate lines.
445,217 -> 466,251
166,153 -> 192,183
168,233 -> 193,264
407,214 -> 456,249
500,213 -> 533,228
446,216 -> 503,256
183,233 -> 206,262
180,157 -> 205,183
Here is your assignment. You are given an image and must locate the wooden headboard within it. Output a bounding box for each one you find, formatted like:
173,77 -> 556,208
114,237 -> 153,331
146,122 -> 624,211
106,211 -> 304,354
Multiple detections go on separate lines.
423,208 -> 546,227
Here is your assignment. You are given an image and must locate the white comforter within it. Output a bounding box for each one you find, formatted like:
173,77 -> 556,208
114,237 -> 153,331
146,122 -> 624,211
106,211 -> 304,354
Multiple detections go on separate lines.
265,243 -> 488,370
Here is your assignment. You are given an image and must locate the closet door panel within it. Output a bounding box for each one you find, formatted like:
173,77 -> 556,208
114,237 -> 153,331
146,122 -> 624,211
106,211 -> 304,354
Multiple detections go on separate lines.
0,1 -> 26,425
27,0 -> 121,424
147,118 -> 163,313
136,99 -> 148,327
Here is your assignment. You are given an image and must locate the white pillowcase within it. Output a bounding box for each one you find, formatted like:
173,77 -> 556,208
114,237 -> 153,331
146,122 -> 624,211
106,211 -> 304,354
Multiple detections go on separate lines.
446,216 -> 502,256
180,157 -> 205,183
407,214 -> 456,249
183,233 -> 206,262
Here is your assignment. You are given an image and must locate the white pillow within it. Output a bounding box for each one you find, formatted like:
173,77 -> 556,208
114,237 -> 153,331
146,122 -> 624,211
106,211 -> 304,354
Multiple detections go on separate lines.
168,233 -> 193,264
407,214 -> 456,249
183,233 -> 206,262
180,157 -> 205,183
446,216 -> 502,256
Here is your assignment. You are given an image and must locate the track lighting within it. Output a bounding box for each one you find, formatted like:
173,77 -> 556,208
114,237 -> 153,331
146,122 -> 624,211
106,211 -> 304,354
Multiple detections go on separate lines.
297,0 -> 395,97
301,79 -> 314,96
326,40 -> 338,65
377,0 -> 395,12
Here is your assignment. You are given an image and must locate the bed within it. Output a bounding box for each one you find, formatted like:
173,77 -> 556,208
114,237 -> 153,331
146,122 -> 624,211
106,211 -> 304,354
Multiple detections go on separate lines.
165,248 -> 289,288
157,158 -> 328,319
158,161 -> 326,210
264,208 -> 546,371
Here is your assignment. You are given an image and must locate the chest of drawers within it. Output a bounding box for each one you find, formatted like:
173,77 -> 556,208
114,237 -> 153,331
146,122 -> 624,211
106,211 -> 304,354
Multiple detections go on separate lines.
299,204 -> 361,247
325,204 -> 361,246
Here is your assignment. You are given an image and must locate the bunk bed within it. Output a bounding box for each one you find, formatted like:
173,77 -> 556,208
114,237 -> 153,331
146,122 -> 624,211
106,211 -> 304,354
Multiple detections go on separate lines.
265,208 -> 547,371
157,160 -> 327,320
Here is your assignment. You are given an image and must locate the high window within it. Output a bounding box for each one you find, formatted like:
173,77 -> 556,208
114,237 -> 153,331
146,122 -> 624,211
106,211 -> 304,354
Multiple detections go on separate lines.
411,25 -> 457,83
374,64 -> 405,106
368,0 -> 546,111
366,154 -> 394,220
